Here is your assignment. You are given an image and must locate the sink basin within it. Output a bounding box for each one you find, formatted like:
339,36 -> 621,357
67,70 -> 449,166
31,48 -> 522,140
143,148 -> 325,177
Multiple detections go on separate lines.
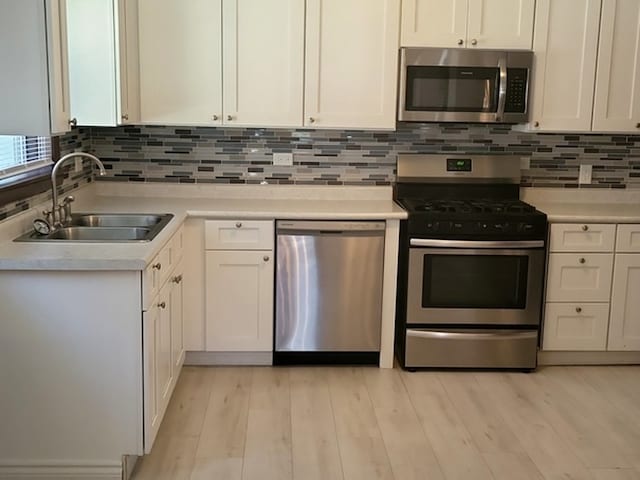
14,213 -> 174,243
47,227 -> 152,241
70,214 -> 165,228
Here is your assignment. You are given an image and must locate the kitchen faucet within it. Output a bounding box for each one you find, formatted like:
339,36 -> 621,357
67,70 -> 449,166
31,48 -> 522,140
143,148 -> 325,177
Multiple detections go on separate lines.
48,152 -> 106,228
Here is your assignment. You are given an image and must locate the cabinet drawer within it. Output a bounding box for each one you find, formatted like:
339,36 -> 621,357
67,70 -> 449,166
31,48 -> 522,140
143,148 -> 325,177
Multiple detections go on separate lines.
143,227 -> 182,309
549,223 -> 616,252
543,303 -> 610,351
616,224 -> 640,253
546,253 -> 614,302
205,220 -> 274,250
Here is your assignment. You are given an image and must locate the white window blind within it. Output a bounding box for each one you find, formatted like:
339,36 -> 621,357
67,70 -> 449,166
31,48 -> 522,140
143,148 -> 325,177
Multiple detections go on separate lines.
0,135 -> 52,180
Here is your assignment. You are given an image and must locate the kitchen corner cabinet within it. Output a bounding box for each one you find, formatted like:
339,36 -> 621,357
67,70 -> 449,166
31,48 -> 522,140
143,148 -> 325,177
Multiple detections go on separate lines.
400,0 -> 534,50
305,0 -> 400,129
138,0 -> 223,125
204,220 -> 274,352
526,0 -> 640,133
66,0 -> 140,126
0,0 -> 71,136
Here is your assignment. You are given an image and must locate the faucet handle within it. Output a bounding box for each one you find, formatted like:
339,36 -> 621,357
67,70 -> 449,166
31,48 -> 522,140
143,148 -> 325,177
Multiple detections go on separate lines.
62,195 -> 75,205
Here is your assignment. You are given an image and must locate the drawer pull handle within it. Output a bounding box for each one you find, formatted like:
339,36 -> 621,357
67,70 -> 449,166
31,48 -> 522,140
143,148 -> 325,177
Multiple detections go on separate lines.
579,258 -> 586,264
172,274 -> 183,284
235,222 -> 242,228
582,225 -> 589,231
576,307 -> 582,313
158,301 -> 166,309
152,263 -> 162,270
263,256 -> 270,262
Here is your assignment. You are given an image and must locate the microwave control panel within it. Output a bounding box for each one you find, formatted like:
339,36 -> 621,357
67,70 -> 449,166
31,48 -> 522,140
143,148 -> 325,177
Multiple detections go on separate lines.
504,68 -> 529,113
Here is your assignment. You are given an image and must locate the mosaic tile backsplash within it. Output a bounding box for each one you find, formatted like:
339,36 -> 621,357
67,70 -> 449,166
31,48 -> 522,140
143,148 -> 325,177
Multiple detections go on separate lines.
0,128 -> 93,221
89,123 -> 640,188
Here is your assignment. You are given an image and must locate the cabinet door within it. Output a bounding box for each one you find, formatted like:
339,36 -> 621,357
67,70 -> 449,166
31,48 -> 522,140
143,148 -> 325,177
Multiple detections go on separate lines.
0,0 -> 70,135
138,0 -> 222,125
170,265 -> 185,373
400,0 -> 468,47
467,0 -> 535,49
608,254 -> 640,351
142,304 -> 160,453
116,0 -> 140,124
528,0 -> 601,131
305,0 -> 401,129
543,303 -> 610,351
67,0 -> 118,126
222,0 -> 304,127
592,0 -> 640,132
546,253 -> 614,303
205,250 -> 273,351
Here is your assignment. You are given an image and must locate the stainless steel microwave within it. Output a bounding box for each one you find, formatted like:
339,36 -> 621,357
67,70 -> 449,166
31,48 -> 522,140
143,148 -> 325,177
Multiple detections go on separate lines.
398,47 -> 533,124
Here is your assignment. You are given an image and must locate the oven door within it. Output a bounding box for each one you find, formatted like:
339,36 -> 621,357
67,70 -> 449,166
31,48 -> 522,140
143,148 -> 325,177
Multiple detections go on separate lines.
406,240 -> 545,326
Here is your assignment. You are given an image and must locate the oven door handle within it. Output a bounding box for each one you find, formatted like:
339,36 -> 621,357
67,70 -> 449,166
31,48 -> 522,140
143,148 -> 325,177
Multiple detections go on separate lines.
407,329 -> 538,340
410,239 -> 545,249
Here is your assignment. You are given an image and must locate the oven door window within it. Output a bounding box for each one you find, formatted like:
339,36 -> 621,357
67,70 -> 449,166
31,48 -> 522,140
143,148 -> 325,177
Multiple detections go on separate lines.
406,66 -> 499,113
422,254 -> 528,309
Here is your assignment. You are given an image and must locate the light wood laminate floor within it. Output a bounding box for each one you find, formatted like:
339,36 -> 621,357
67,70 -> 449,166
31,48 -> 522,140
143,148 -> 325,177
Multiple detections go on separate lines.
132,366 -> 640,480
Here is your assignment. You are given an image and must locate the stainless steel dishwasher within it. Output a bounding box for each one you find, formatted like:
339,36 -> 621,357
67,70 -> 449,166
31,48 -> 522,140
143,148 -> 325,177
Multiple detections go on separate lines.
275,220 -> 385,364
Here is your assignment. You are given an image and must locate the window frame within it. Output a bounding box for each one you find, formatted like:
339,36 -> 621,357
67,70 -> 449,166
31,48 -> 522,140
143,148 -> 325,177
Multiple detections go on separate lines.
0,137 -> 60,206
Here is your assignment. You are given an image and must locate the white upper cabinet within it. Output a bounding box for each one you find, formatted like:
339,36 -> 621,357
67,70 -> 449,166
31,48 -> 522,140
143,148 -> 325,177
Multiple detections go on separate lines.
222,0 -> 304,127
592,0 -> 640,132
527,0 -> 601,132
401,0 -> 467,48
138,0 -> 223,125
466,0 -> 535,49
67,0 -> 140,126
0,0 -> 71,136
305,0 -> 401,130
400,0 -> 534,49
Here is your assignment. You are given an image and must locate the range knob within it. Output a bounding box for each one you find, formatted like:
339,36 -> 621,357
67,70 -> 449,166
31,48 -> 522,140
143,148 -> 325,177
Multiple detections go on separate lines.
519,223 -> 535,233
426,221 -> 440,232
493,223 -> 506,231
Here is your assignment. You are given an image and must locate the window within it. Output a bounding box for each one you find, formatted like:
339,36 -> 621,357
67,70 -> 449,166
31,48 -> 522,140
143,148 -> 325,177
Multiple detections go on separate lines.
0,136 -> 57,207
0,136 -> 52,179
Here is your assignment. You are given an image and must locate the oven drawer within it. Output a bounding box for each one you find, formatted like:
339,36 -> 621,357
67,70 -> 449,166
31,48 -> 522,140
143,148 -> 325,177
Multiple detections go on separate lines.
404,329 -> 538,369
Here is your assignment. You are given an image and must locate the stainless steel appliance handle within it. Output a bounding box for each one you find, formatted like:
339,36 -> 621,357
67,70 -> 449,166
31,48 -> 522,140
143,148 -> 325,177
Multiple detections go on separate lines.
496,55 -> 508,120
407,330 -> 538,340
277,220 -> 385,233
410,239 -> 544,249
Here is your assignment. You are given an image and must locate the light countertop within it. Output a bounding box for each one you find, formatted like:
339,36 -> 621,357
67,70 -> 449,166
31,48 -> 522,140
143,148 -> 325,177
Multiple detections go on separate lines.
0,184 -> 406,271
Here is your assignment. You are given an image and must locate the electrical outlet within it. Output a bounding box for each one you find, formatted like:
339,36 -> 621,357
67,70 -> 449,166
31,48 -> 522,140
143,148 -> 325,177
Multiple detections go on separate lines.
579,164 -> 592,185
520,157 -> 530,170
273,153 -> 293,166
74,157 -> 83,173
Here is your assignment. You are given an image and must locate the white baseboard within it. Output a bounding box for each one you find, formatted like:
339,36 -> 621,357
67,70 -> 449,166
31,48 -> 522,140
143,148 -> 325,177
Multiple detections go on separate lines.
185,351 -> 273,366
0,463 -> 121,480
538,350 -> 640,365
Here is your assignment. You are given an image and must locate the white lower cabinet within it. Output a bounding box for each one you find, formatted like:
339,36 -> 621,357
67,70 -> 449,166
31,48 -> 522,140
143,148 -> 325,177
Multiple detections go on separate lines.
142,230 -> 185,453
205,250 -> 274,351
545,253 -> 614,303
543,303 -> 610,351
608,254 -> 640,351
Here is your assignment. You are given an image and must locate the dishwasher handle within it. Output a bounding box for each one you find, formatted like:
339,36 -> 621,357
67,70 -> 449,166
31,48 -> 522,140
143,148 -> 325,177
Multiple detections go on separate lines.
276,220 -> 386,234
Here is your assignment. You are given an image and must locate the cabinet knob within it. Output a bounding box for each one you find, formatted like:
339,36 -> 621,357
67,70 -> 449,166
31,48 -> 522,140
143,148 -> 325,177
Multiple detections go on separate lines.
582,225 -> 589,231
471,39 -> 478,46
212,114 -> 219,121
121,113 -> 129,121
636,122 -> 640,128
172,274 -> 183,284
152,262 -> 162,270
533,121 -> 540,128
309,117 -> 316,124
579,258 -> 586,264
235,222 -> 242,228
457,39 -> 464,45
69,118 -> 77,127
158,301 -> 166,309
227,115 -> 233,121
576,306 -> 582,313
263,255 -> 270,262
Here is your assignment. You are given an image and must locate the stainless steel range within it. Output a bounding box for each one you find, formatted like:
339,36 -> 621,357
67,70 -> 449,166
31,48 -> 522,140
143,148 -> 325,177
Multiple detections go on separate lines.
394,155 -> 548,370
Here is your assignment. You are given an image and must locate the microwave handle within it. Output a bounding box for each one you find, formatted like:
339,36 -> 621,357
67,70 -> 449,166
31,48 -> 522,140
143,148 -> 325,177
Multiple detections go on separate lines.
497,56 -> 508,121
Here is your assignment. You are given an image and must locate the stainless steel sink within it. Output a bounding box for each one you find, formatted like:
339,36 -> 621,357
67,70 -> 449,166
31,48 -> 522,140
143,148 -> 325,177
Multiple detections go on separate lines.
15,213 -> 174,243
